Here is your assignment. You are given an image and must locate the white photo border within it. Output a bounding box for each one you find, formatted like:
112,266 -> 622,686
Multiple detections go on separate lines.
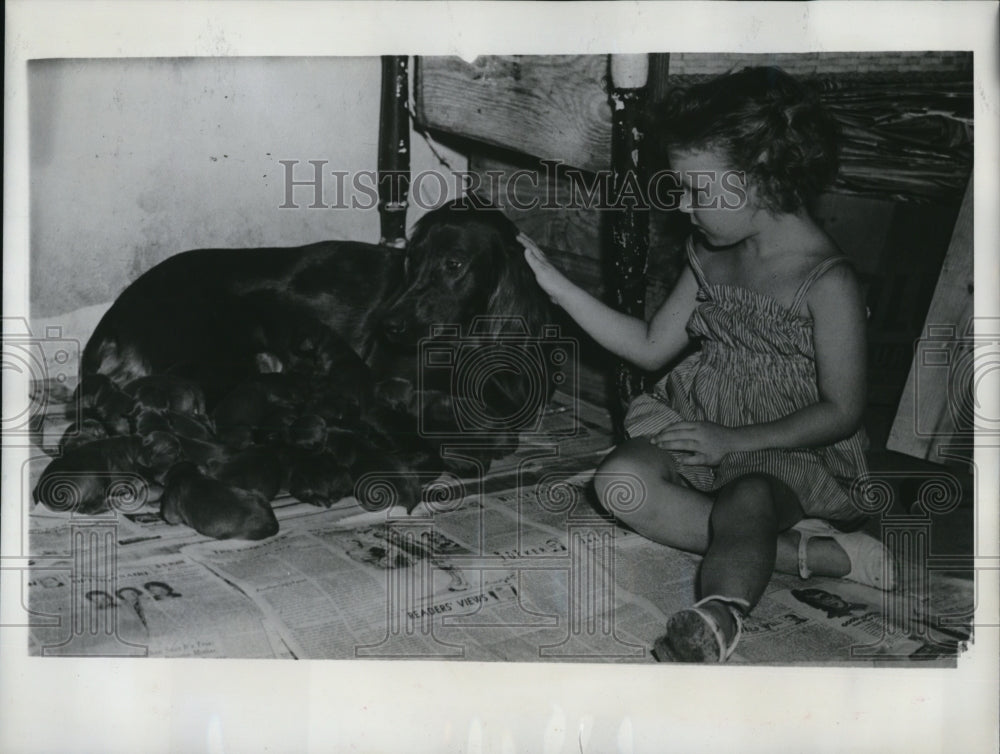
3,2 -> 998,752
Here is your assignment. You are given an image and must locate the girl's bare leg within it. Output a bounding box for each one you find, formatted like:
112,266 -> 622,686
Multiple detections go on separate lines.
695,474 -> 802,637
594,440 -> 852,614
593,439 -> 714,553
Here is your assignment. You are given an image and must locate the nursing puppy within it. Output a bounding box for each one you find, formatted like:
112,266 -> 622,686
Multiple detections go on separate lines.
131,408 -> 215,442
209,447 -> 285,504
286,451 -> 354,509
160,461 -> 278,540
211,373 -> 309,446
71,373 -> 135,436
34,432 -> 182,514
57,418 -> 110,455
123,374 -> 206,416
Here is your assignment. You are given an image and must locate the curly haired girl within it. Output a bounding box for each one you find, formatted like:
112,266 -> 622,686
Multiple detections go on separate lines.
522,66 -> 894,663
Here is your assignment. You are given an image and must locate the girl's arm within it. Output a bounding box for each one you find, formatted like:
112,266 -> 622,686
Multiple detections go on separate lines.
654,263 -> 868,463
521,233 -> 698,372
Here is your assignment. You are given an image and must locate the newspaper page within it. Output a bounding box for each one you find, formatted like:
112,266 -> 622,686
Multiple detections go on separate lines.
181,480 -> 680,661
28,552 -> 288,658
24,449 -> 975,665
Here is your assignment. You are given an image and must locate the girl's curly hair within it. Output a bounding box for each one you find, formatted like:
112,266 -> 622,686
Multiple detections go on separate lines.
650,66 -> 840,214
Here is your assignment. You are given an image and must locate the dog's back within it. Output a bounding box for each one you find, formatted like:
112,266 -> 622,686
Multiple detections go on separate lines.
81,240 -> 403,400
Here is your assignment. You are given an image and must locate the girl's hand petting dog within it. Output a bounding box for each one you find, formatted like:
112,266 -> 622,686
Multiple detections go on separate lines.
520,233 -> 574,306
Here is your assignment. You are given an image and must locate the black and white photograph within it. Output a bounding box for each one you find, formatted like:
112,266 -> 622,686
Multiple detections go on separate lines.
3,2 -> 998,752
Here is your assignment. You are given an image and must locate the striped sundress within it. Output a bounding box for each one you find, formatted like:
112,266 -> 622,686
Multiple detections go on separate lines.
624,237 -> 870,522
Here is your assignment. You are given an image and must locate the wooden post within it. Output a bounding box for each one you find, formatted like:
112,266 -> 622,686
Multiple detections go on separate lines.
378,56 -> 410,248
609,54 -> 652,419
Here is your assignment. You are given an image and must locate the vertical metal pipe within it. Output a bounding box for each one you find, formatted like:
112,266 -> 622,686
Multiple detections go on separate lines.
609,54 -> 651,418
378,56 -> 411,248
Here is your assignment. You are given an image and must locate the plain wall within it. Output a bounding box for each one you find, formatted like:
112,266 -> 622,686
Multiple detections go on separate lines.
29,56 -> 467,333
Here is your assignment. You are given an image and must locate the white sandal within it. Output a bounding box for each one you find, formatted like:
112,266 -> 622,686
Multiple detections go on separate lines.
654,595 -> 751,663
793,518 -> 896,591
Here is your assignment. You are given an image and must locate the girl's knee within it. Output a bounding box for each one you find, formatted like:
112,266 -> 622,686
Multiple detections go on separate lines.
593,440 -> 660,517
713,474 -> 779,523
715,473 -> 802,527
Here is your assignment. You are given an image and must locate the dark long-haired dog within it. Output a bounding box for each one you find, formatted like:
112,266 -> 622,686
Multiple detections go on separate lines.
52,198 -> 558,538
82,198 -> 551,393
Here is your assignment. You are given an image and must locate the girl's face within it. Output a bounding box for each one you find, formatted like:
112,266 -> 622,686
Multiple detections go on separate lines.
669,148 -> 761,247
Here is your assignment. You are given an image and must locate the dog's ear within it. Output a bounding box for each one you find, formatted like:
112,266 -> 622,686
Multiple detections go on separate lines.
484,231 -> 552,339
405,208 -> 441,258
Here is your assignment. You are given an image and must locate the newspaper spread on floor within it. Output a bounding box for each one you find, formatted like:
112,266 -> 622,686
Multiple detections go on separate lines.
25,469 -> 974,664
24,386 -> 974,663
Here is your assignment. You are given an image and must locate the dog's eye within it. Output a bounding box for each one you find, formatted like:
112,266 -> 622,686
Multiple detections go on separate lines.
444,258 -> 464,272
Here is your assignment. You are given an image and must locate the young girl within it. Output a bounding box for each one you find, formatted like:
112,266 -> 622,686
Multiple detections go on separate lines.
521,66 -> 894,663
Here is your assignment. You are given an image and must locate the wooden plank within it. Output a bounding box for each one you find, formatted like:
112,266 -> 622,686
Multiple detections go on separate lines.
415,56 -> 612,173
468,155 -> 598,243
887,178 -> 974,461
468,154 -> 602,257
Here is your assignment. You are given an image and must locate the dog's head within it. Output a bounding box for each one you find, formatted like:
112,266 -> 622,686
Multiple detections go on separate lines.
138,430 -> 184,476
378,197 -> 550,349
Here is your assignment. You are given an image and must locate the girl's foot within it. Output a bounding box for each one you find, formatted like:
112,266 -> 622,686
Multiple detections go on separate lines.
794,518 -> 896,591
653,595 -> 749,663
